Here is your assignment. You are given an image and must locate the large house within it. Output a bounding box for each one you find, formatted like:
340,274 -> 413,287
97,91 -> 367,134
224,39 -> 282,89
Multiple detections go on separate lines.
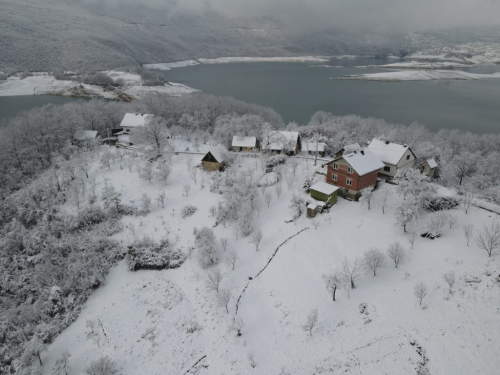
325,148 -> 384,200
201,145 -> 228,171
262,131 -> 301,155
113,113 -> 154,146
366,139 -> 416,177
232,136 -> 258,152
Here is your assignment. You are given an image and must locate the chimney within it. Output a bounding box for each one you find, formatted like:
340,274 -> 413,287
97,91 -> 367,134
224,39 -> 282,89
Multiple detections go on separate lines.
360,150 -> 364,155
385,140 -> 390,145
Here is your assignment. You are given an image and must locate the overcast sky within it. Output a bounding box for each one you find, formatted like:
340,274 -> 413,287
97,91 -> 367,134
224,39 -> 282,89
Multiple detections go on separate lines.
93,0 -> 500,34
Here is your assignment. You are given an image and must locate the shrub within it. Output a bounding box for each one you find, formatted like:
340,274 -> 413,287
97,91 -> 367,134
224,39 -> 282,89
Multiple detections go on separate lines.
128,236 -> 185,271
70,205 -> 107,231
84,356 -> 118,375
82,72 -> 116,86
423,197 -> 459,211
266,154 -> 287,168
181,204 -> 198,218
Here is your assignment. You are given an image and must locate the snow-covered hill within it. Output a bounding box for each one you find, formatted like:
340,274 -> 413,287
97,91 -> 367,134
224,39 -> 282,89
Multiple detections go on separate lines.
39,143 -> 500,375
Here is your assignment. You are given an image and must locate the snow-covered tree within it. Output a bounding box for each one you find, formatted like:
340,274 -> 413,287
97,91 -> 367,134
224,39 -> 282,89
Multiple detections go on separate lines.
249,229 -> 263,251
322,272 -> 342,301
475,219 -> 500,257
461,191 -> 473,214
226,249 -> 238,270
463,224 -> 474,247
340,257 -> 362,289
205,268 -> 223,293
363,247 -> 385,276
156,160 -> 171,185
195,227 -> 220,268
101,180 -> 121,213
216,289 -> 231,313
359,188 -> 373,210
274,183 -> 283,199
264,190 -> 272,208
414,282 -> 427,306
140,193 -> 152,215
302,308 -> 319,336
138,162 -> 155,183
156,191 -> 166,208
425,212 -> 448,238
387,242 -> 405,268
130,117 -> 171,159
288,193 -> 305,219
394,197 -> 419,233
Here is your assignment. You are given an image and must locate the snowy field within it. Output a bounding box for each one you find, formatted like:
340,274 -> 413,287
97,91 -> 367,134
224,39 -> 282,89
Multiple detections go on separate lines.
0,73 -> 197,99
337,70 -> 500,82
37,142 -> 500,375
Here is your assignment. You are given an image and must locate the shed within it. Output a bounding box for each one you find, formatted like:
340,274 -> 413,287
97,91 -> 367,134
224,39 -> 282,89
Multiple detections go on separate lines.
304,142 -> 326,157
420,158 -> 438,178
201,145 -> 228,171
232,136 -> 258,152
73,130 -> 101,141
307,203 -> 320,218
310,181 -> 339,207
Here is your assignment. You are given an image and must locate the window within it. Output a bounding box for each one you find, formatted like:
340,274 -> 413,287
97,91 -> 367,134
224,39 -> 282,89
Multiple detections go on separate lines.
347,166 -> 353,174
383,166 -> 391,172
406,155 -> 411,160
346,178 -> 353,186
332,174 -> 337,181
332,163 -> 339,170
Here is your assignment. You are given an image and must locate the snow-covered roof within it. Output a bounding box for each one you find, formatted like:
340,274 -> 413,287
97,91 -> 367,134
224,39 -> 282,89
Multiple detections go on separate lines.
208,145 -> 228,163
120,113 -> 153,128
425,158 -> 438,169
232,136 -> 257,148
341,148 -> 385,176
73,130 -> 99,140
367,139 -> 412,165
263,131 -> 300,151
307,203 -> 319,209
344,143 -> 361,153
310,181 -> 339,196
304,142 -> 326,152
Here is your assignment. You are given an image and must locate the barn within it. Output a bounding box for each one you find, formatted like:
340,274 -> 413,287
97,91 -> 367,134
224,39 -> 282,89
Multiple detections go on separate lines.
201,145 -> 228,171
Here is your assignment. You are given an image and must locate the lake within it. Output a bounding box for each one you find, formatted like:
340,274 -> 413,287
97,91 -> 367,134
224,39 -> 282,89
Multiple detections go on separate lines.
1,59 -> 500,133
158,59 -> 500,133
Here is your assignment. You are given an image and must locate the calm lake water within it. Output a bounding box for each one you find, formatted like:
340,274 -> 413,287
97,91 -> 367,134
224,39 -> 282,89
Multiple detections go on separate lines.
1,59 -> 500,133
159,59 -> 500,133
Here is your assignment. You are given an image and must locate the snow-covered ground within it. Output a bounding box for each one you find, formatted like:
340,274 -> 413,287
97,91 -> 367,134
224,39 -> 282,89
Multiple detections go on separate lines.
0,72 -> 197,99
38,142 -> 500,375
337,70 -> 500,82
358,61 -> 472,69
143,60 -> 201,70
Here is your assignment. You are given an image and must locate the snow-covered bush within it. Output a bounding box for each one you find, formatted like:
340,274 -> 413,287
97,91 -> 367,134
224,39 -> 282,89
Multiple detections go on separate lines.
82,72 -> 116,86
265,154 -> 287,168
423,196 -> 459,211
423,212 -> 448,238
181,204 -> 198,218
69,205 -> 107,231
84,356 -> 118,375
128,236 -> 185,271
194,227 -> 220,268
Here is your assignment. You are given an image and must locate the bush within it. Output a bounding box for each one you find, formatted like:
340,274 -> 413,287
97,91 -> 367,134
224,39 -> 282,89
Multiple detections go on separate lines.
70,205 -> 107,231
181,204 -> 197,218
128,236 -> 186,271
266,154 -> 287,168
82,72 -> 116,86
138,68 -> 165,86
19,71 -> 33,79
0,72 -> 6,81
423,197 -> 459,211
85,356 -> 118,375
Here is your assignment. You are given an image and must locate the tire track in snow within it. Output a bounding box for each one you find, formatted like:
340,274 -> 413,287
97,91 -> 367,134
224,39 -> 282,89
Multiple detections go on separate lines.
235,227 -> 310,315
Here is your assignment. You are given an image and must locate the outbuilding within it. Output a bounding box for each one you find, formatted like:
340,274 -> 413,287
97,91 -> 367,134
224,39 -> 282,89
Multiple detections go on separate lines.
420,158 -> 438,178
262,131 -> 301,155
201,145 -> 228,171
73,130 -> 102,142
232,136 -> 259,152
310,181 -> 339,207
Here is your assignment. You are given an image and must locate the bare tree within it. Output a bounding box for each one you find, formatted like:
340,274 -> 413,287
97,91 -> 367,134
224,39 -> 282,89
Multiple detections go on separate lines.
289,157 -> 300,176
220,238 -> 228,252
447,214 -> 457,229
340,257 -> 362,289
387,242 -> 405,268
359,188 -> 373,210
425,212 -> 447,238
443,271 -> 455,293
381,190 -> 388,214
52,350 -> 71,375
302,308 -> 319,336
226,249 -> 238,270
311,218 -> 320,230
264,191 -> 272,208
461,191 -> 473,214
322,272 -> 342,301
205,268 -> 223,293
186,155 -> 194,169
156,191 -> 166,208
285,173 -> 294,190
414,282 -> 427,305
189,167 -> 198,185
139,162 -> 155,183
216,289 -> 231,313
140,193 -> 152,214
249,229 -> 263,251
475,220 -> 500,257
183,184 -> 191,197
274,183 -> 283,199
463,224 -> 474,247
288,193 -> 305,218
363,248 -> 385,276
409,231 -> 417,249
156,161 -> 171,185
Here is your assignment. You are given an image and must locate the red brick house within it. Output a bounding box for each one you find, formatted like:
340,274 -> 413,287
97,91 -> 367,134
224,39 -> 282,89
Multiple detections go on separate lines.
325,148 -> 384,200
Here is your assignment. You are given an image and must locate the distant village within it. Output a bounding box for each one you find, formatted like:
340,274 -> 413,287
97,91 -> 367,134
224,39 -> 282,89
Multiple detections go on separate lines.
74,112 -> 438,219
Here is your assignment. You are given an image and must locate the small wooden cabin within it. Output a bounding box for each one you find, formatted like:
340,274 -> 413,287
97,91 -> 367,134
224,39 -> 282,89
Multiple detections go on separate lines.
202,145 -> 227,171
310,181 -> 339,207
